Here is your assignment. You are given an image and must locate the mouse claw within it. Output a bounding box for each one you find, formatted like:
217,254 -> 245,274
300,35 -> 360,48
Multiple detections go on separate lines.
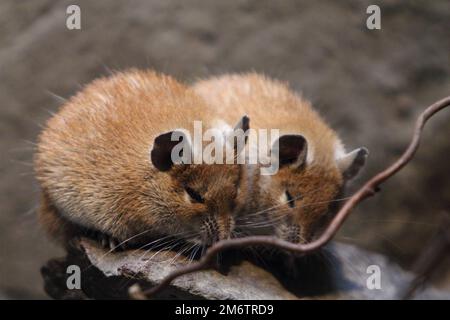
109,238 -> 119,251
94,232 -> 123,251
101,236 -> 109,248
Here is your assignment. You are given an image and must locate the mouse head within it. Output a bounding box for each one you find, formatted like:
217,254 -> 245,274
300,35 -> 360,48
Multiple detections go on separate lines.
247,134 -> 368,244
149,116 -> 249,247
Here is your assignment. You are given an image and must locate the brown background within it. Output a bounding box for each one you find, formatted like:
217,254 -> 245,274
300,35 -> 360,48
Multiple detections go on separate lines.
0,0 -> 449,298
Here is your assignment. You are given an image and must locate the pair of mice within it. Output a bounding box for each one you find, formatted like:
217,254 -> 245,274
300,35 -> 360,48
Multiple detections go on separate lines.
34,70 -> 367,254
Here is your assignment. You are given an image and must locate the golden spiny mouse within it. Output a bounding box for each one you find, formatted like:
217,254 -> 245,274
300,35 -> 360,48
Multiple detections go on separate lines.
35,69 -> 248,251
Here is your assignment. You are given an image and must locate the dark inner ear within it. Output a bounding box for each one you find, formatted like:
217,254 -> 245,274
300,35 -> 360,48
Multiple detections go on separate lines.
236,115 -> 250,133
151,131 -> 183,171
277,135 -> 307,167
342,148 -> 368,179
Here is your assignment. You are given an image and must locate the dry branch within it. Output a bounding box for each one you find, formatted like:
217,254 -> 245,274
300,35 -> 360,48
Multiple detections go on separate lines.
133,96 -> 450,299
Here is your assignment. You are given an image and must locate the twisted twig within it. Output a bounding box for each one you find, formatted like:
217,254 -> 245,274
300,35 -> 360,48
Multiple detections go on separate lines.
132,96 -> 450,299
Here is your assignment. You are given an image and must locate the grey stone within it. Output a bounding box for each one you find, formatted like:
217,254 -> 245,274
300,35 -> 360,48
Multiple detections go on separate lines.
41,239 -> 450,299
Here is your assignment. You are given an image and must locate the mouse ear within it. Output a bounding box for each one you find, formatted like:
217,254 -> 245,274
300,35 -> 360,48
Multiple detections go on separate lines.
150,129 -> 192,171
233,115 -> 250,133
271,134 -> 308,168
224,115 -> 250,160
233,115 -> 250,153
336,147 -> 368,179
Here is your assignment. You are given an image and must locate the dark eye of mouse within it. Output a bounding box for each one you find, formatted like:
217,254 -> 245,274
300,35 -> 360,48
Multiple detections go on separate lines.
185,186 -> 204,203
285,190 -> 295,208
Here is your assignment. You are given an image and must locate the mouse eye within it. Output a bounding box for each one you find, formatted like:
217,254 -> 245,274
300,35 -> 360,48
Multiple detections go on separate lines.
285,190 -> 295,208
184,186 -> 204,203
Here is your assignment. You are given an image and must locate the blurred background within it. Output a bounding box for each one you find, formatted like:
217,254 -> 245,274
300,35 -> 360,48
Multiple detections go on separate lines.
0,0 -> 449,298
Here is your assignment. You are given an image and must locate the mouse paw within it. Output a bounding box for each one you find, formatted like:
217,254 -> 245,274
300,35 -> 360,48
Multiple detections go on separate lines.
95,232 -> 126,251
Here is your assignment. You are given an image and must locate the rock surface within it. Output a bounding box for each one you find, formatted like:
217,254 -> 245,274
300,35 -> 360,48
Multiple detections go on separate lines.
41,239 -> 450,300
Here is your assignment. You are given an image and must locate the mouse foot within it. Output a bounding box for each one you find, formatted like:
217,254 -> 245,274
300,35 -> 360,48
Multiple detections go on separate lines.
91,231 -> 126,252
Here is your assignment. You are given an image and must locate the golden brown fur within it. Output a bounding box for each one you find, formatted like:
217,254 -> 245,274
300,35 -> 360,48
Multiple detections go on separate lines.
193,73 -> 352,243
35,69 -> 242,248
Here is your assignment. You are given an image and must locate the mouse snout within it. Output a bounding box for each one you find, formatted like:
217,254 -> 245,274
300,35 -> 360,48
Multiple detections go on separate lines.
202,214 -> 234,245
287,224 -> 301,244
217,214 -> 235,240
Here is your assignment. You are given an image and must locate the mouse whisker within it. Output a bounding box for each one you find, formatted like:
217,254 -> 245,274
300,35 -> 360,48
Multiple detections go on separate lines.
238,195 -> 353,228
165,243 -> 196,265
188,244 -> 201,264
86,230 -> 197,271
241,193 -> 323,221
237,208 -> 291,227
297,196 -> 353,209
119,241 -> 182,289
109,230 -> 198,265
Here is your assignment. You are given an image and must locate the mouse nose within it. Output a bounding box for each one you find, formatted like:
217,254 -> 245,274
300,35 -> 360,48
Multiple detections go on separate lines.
202,214 -> 235,245
286,224 -> 301,243
217,214 -> 235,240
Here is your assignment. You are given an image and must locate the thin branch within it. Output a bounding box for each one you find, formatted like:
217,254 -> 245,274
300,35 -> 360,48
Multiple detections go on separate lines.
132,96 -> 450,299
